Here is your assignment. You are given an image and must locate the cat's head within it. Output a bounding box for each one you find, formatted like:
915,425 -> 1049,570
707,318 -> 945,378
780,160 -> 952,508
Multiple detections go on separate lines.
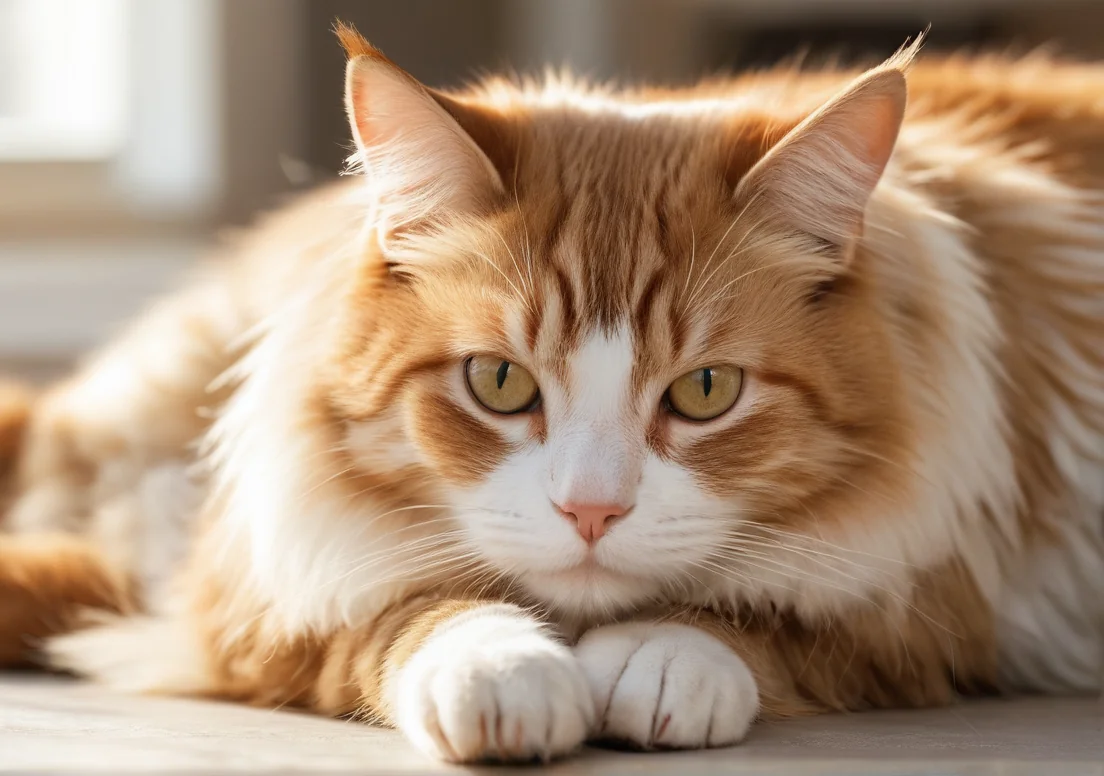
330,27 -> 919,618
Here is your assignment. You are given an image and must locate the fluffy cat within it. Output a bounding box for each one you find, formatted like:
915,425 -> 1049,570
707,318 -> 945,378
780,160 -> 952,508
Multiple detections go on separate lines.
1,24 -> 1103,763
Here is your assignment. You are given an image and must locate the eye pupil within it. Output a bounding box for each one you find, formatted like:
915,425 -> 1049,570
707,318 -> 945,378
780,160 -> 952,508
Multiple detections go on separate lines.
496,360 -> 510,389
702,368 -> 712,397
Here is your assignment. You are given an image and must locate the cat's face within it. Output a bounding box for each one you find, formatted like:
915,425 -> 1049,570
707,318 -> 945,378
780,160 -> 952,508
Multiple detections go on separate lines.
333,39 -> 913,617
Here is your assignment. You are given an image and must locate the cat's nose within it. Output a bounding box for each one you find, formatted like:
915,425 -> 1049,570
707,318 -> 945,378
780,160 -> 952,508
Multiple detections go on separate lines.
555,501 -> 631,544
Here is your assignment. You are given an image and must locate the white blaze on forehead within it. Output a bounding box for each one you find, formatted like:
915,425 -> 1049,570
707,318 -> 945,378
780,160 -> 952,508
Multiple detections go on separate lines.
546,326 -> 643,507
568,325 -> 636,419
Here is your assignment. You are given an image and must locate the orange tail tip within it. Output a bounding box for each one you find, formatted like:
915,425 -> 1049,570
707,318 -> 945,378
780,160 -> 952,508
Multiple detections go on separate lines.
0,533 -> 135,667
0,380 -> 31,494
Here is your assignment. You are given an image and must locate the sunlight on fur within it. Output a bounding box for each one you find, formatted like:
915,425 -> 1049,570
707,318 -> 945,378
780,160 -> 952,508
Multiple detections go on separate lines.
1,22 -> 1103,765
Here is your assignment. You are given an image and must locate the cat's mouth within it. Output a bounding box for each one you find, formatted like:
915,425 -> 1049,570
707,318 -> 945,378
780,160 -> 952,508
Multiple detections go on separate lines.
522,556 -> 661,613
574,552 -> 602,570
548,552 -> 643,582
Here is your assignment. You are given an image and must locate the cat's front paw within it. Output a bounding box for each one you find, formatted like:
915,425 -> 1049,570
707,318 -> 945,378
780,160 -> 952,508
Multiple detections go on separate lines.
574,621 -> 758,750
391,605 -> 593,763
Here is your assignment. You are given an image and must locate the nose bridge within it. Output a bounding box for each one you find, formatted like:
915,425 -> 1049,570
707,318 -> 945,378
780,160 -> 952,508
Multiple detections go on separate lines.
548,325 -> 643,507
550,420 -> 641,506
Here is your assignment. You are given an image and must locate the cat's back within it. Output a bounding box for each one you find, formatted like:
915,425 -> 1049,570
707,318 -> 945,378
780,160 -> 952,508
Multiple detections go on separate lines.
459,51 -> 1104,191
713,53 -> 1104,183
217,178 -> 367,318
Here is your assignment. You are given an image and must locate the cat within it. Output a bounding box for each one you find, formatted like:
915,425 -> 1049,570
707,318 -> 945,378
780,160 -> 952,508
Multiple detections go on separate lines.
1,23 -> 1103,763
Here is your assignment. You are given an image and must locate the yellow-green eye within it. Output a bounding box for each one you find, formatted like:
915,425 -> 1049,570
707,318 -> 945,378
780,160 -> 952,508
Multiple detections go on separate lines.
465,356 -> 540,414
666,366 -> 743,421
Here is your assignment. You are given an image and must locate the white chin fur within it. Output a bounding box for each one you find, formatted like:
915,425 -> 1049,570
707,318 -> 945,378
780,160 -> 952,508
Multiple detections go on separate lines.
519,566 -> 664,618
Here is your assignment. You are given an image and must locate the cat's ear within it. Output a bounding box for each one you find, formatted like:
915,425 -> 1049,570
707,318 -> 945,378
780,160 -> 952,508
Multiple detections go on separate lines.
735,63 -> 908,258
340,28 -> 504,242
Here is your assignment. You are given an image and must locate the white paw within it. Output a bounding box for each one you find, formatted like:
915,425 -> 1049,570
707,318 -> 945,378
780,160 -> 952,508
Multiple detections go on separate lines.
391,605 -> 593,763
574,621 -> 758,749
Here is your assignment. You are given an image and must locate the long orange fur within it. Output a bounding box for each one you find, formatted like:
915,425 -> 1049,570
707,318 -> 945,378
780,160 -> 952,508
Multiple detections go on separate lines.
1,24 -> 1102,763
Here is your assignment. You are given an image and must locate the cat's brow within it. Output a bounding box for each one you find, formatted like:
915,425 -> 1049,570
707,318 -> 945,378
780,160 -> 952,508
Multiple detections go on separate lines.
633,268 -> 666,343
551,263 -> 579,346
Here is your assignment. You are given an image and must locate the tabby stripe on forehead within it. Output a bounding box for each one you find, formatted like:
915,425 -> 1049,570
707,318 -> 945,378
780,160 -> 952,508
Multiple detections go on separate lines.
652,142 -> 686,263
542,141 -> 570,255
633,269 -> 666,342
523,303 -> 542,352
653,180 -> 671,254
667,304 -> 688,360
624,195 -> 646,291
552,264 -> 578,343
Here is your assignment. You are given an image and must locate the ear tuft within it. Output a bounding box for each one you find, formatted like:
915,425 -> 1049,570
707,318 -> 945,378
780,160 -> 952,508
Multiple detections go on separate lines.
882,28 -> 927,74
334,20 -> 378,61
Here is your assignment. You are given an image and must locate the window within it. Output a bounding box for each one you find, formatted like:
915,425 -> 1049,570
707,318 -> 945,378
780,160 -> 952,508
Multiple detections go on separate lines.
0,0 -> 129,160
0,0 -> 223,231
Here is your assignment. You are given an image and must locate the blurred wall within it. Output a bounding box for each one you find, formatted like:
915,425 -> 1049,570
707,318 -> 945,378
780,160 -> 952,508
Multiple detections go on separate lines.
5,0 -> 1104,374
249,0 -> 1104,219
301,0 -> 509,176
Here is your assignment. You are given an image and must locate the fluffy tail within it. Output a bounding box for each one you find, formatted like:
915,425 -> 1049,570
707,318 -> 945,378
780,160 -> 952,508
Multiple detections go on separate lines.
0,381 -> 136,666
0,380 -> 31,510
0,533 -> 135,666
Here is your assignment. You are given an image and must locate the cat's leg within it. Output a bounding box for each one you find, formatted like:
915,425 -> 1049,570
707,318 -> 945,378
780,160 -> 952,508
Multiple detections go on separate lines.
55,593 -> 597,763
314,598 -> 594,763
575,587 -> 985,751
574,619 -> 761,750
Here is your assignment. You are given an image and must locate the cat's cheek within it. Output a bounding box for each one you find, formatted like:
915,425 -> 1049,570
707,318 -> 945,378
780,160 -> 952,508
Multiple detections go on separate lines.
450,449 -> 584,569
405,390 -> 512,486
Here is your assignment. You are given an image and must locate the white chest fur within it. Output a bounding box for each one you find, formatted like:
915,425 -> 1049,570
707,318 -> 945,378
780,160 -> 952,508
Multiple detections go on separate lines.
995,512 -> 1104,693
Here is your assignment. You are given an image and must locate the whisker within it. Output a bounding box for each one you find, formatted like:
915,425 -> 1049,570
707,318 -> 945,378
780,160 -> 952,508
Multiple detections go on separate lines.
720,532 -> 899,579
470,248 -> 533,312
726,511 -> 919,569
683,190 -> 763,310
700,257 -> 799,310
487,225 -> 533,302
680,211 -> 698,301
711,536 -> 957,638
319,525 -> 472,587
836,443 -> 936,488
749,522 -> 918,569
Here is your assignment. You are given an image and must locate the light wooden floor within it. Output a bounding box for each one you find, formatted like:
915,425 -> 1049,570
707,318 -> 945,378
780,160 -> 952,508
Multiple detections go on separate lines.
2,674 -> 1102,774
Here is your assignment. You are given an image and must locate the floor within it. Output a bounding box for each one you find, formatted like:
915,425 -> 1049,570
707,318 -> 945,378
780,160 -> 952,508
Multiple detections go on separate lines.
2,674 -> 1101,775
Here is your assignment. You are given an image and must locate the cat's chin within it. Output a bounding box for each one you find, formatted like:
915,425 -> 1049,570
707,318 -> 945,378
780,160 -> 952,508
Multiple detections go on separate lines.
519,561 -> 661,615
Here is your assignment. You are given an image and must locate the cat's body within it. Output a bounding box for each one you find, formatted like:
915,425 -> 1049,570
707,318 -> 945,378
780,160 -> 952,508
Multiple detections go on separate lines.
2,29 -> 1103,762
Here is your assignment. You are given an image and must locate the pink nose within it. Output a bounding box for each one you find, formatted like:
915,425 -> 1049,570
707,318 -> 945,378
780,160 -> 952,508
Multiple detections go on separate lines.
555,501 -> 631,544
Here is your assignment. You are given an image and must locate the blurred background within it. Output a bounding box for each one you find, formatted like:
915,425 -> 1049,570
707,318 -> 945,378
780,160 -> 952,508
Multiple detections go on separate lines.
2,0 -> 1103,383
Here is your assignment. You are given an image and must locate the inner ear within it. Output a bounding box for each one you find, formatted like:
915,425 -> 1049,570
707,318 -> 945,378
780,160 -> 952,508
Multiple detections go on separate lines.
431,91 -> 521,190
720,114 -> 800,193
342,39 -> 508,247
733,66 -> 909,258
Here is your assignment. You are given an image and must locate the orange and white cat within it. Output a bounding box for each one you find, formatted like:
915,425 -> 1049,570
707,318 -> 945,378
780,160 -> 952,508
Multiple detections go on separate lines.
2,25 -> 1103,763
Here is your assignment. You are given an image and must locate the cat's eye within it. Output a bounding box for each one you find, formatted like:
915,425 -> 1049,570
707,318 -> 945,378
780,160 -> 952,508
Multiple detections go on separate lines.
465,356 -> 540,414
666,366 -> 743,421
